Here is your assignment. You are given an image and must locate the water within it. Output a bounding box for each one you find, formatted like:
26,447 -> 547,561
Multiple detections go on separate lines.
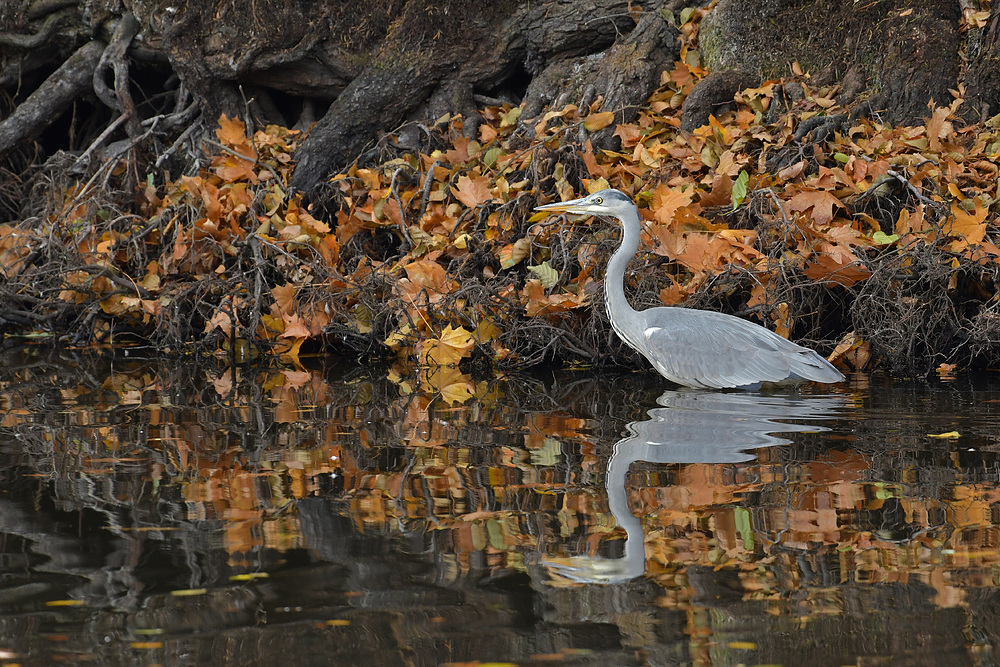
1,347 -> 1000,665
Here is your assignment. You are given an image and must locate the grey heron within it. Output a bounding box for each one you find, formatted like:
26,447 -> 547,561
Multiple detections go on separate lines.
535,188 -> 845,389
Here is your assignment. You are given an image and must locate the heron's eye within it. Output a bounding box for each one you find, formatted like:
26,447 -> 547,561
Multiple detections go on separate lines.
594,197 -> 603,204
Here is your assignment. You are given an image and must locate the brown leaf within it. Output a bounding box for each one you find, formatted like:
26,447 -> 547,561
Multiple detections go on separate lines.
404,259 -> 449,291
787,190 -> 845,226
280,313 -> 311,339
272,283 -> 296,316
803,253 -> 871,287
500,237 -> 531,269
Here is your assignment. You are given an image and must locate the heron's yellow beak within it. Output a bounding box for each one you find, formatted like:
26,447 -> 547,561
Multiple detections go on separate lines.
534,196 -> 592,215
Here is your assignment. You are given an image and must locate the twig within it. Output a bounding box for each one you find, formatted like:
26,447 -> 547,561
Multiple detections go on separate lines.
73,114 -> 128,171
758,187 -> 791,225
417,158 -> 447,224
73,265 -> 151,298
155,116 -> 203,169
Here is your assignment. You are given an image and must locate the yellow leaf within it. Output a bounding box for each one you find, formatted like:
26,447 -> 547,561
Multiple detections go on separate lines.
584,111 -> 616,131
474,319 -> 500,342
440,380 -> 475,405
384,323 -> 413,349
170,588 -> 208,597
928,431 -> 960,439
419,324 -> 476,366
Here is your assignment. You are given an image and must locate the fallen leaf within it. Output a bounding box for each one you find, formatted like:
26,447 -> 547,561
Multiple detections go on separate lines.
454,174 -> 493,209
584,111 -> 616,131
528,261 -> 559,288
787,190 -> 845,226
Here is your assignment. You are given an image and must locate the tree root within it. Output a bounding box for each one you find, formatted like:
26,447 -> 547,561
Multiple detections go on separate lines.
93,12 -> 141,137
0,40 -> 104,158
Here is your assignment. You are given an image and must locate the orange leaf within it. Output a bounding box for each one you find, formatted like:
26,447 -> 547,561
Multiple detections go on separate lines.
946,200 -> 987,245
454,174 -> 493,209
216,114 -> 249,146
651,183 -> 695,224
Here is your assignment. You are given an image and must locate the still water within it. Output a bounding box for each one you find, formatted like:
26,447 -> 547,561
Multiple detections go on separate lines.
1,347 -> 1000,665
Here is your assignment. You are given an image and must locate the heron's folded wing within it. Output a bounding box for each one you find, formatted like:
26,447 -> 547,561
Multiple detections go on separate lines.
640,309 -> 836,388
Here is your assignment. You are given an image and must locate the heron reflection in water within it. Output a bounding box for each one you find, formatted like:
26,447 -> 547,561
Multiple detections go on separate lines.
543,389 -> 846,584
535,189 -> 845,389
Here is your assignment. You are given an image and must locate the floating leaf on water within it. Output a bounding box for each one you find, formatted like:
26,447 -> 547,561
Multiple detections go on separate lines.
170,588 -> 208,597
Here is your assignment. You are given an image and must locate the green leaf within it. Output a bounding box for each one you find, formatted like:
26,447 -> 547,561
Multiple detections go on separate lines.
871,231 -> 899,245
733,507 -> 754,550
731,170 -> 749,211
528,261 -> 559,288
483,146 -> 503,168
833,152 -> 850,163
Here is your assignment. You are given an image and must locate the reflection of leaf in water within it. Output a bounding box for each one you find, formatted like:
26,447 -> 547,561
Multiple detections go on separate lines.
734,507 -> 754,551
530,437 -> 562,467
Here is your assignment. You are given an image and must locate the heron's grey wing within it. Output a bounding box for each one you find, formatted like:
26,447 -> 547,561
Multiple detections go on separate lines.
639,308 -> 839,389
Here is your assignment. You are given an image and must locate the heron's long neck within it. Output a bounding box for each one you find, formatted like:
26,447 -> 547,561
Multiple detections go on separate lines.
605,209 -> 642,339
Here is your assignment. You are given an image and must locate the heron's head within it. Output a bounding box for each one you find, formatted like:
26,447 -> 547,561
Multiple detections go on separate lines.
534,188 -> 634,217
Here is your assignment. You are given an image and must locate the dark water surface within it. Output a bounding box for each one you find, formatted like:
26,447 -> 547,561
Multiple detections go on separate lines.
2,347 -> 1000,666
